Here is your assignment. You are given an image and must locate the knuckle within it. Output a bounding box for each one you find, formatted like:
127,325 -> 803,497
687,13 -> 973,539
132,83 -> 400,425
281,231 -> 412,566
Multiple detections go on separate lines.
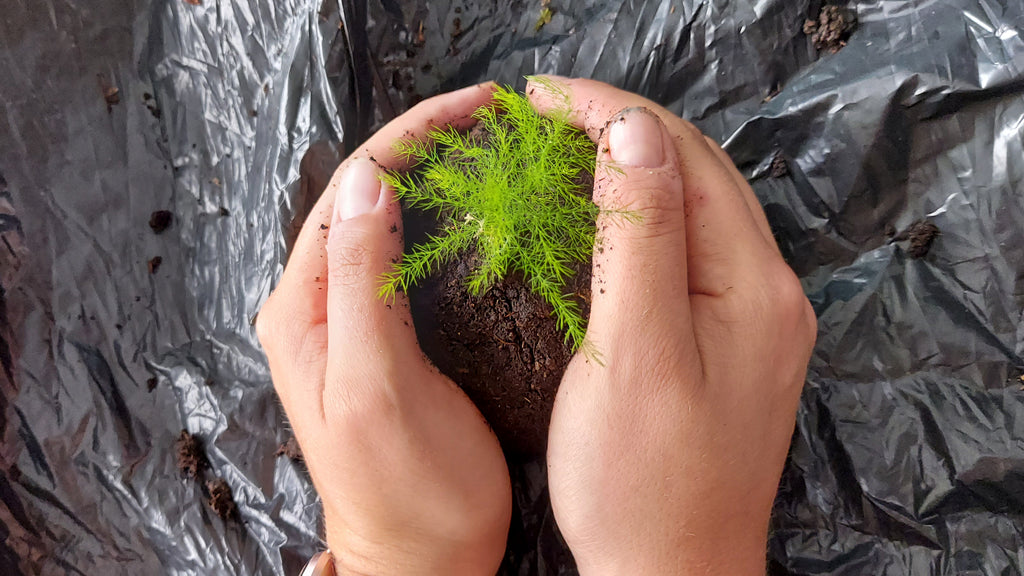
604,184 -> 686,240
762,261 -> 813,329
633,201 -> 685,238
327,231 -> 377,289
326,375 -> 400,431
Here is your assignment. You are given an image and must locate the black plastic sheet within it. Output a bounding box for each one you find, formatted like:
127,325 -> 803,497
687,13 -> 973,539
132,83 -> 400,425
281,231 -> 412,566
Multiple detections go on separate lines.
1,0 -> 1022,574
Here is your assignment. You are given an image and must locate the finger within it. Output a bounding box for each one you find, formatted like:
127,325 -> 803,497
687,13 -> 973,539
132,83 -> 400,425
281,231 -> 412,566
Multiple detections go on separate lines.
527,76 -> 776,296
323,159 -> 423,412
584,107 -> 698,371
702,136 -> 779,253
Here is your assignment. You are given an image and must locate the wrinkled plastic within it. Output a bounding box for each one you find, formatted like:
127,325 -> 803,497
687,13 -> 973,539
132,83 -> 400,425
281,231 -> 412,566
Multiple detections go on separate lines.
1,0 -> 1023,574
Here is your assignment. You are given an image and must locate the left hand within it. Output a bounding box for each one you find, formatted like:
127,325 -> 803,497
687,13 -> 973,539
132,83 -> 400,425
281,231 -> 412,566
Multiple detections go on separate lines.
257,83 -> 511,576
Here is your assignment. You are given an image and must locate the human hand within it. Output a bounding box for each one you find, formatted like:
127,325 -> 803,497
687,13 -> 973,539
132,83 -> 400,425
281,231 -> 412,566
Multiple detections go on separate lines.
257,84 -> 511,576
528,77 -> 817,575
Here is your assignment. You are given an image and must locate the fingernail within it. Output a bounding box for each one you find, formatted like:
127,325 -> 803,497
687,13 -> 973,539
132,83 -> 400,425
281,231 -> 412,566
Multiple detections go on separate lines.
608,108 -> 665,168
336,158 -> 382,222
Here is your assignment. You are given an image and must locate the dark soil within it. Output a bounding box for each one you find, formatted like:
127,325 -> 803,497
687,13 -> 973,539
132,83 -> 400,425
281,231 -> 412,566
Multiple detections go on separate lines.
206,478 -> 238,520
804,5 -> 857,53
275,437 -> 304,462
175,430 -> 208,479
149,210 -> 173,233
770,152 -> 789,178
147,256 -> 162,274
905,219 -> 940,259
147,377 -> 158,392
409,251 -> 590,458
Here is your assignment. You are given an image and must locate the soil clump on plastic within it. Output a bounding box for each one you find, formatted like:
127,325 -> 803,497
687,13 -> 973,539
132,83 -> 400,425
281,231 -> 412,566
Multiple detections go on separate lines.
905,219 -> 940,258
175,430 -> 208,479
804,5 -> 857,53
206,478 -> 238,520
149,210 -> 173,234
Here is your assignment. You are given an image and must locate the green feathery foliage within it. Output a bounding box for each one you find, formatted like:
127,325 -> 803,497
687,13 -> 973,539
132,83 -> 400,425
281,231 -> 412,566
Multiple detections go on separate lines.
379,85 -> 598,350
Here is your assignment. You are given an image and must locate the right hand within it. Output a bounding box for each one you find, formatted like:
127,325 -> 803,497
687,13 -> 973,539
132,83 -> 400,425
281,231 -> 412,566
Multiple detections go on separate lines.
528,77 -> 817,575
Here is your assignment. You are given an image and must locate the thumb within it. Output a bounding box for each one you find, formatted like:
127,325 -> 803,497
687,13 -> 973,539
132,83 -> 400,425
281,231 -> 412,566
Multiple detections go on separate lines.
325,158 -> 422,389
585,108 -> 695,354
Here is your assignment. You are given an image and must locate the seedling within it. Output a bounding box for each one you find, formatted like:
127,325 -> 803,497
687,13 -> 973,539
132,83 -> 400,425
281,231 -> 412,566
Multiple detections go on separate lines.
379,85 -> 599,350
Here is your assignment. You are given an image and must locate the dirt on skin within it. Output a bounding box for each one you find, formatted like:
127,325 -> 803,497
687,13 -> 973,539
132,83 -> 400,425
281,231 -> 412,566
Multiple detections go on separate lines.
206,478 -> 238,520
175,430 -> 208,479
804,5 -> 857,53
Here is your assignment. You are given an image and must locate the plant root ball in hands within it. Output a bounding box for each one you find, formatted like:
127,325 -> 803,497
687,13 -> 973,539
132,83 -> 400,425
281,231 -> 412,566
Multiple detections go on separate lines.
381,85 -> 598,350
527,77 -> 818,576
257,83 -> 511,576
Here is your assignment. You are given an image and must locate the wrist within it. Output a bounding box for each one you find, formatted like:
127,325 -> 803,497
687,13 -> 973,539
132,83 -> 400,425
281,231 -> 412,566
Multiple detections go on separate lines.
570,525 -> 769,576
325,518 -> 505,576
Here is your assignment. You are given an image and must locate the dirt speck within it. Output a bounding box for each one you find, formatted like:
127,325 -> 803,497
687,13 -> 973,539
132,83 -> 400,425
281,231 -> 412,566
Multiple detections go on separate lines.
104,87 -> 120,110
147,257 -> 162,274
804,5 -> 857,53
275,437 -> 304,462
176,430 -> 208,479
770,152 -> 789,178
147,377 -> 158,392
98,74 -> 120,113
906,219 -> 940,259
414,21 -> 426,46
149,210 -> 173,234
207,478 -> 238,520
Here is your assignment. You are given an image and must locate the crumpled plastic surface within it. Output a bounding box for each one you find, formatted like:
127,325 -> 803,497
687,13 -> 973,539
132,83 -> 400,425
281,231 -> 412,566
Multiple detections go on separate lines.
1,0 -> 1023,574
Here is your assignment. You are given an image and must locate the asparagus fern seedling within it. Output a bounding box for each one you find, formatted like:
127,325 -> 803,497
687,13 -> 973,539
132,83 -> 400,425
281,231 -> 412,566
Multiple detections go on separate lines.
379,85 -> 598,350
